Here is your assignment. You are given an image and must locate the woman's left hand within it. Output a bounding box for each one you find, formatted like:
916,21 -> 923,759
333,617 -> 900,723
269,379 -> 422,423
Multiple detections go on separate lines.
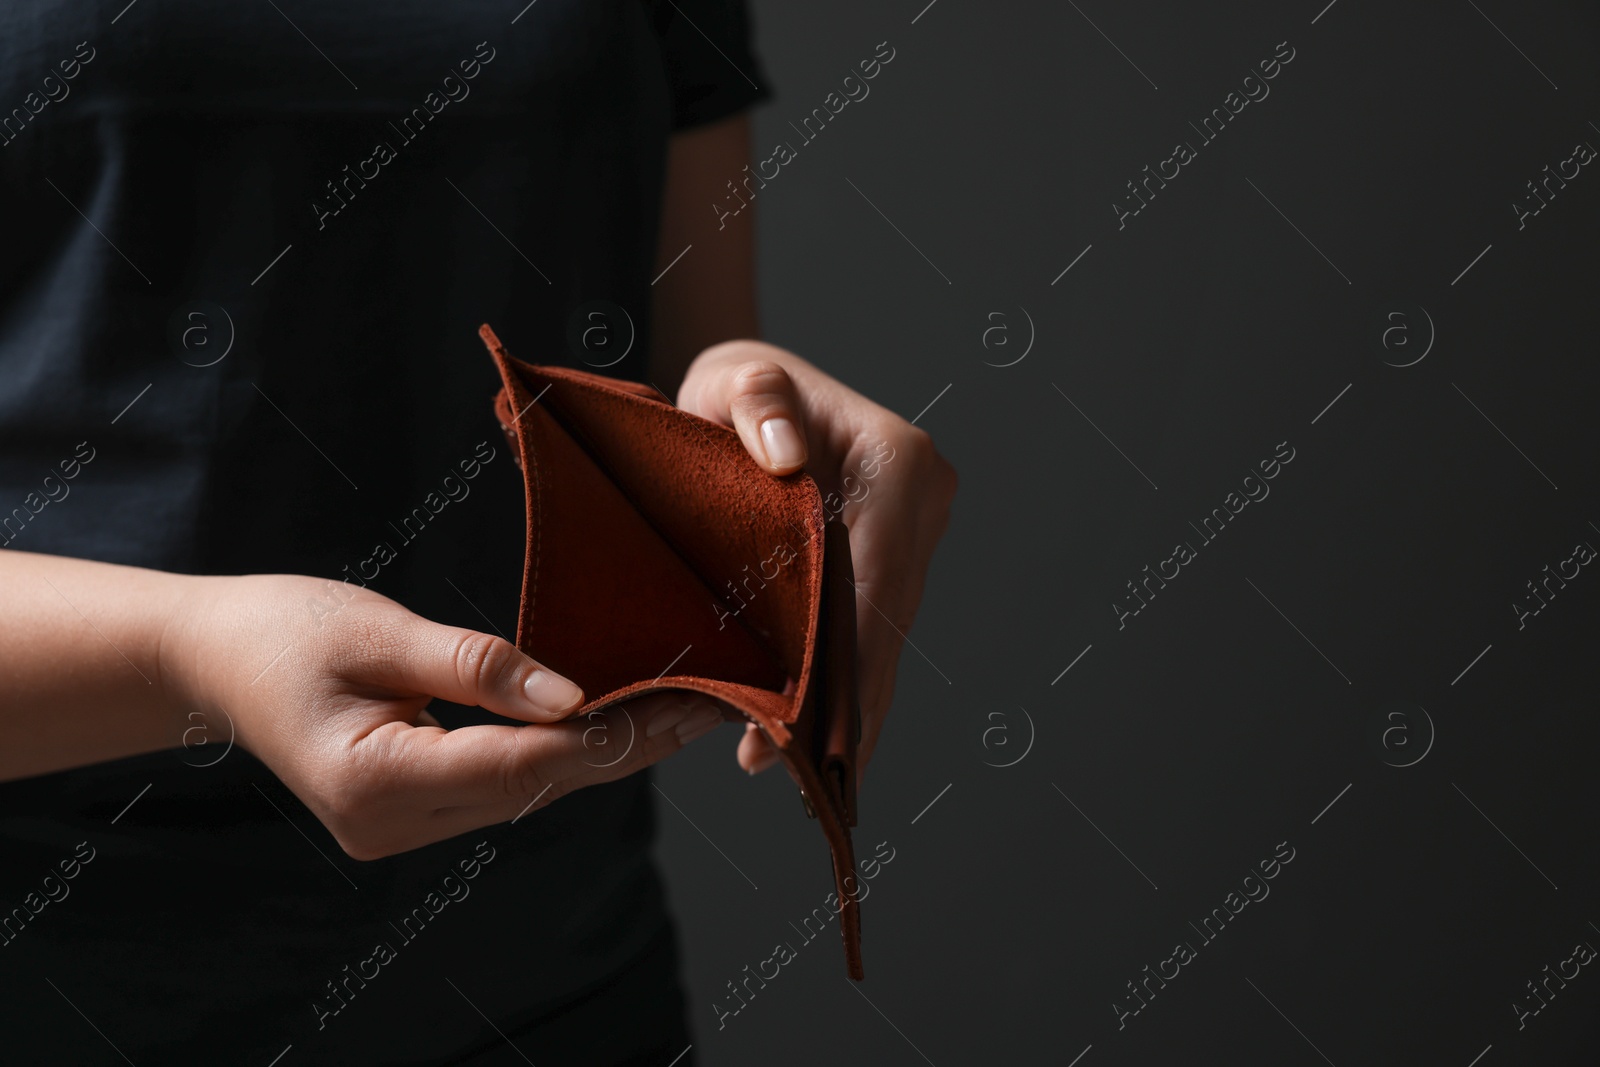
677,340 -> 957,783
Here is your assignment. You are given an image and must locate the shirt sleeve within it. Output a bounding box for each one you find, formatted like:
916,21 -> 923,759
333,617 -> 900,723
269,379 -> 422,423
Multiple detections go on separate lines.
645,0 -> 773,130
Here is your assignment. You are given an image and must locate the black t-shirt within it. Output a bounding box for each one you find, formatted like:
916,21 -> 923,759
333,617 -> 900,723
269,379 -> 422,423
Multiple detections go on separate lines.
0,2 -> 766,1062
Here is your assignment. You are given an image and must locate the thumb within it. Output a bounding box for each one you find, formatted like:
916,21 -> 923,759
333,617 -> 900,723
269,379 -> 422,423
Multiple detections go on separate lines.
388,622 -> 585,723
682,351 -> 809,475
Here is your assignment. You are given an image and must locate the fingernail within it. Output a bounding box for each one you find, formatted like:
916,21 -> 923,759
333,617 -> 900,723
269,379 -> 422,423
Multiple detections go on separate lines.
647,704 -> 691,737
747,749 -> 780,775
759,417 -> 806,470
676,707 -> 722,745
524,669 -> 584,715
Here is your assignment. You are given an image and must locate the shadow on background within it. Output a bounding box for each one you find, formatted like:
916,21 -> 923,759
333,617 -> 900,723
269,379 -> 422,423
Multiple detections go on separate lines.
655,2 -> 1600,1064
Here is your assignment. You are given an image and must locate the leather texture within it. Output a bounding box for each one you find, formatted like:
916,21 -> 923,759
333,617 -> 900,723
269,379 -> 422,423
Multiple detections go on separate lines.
480,325 -> 866,980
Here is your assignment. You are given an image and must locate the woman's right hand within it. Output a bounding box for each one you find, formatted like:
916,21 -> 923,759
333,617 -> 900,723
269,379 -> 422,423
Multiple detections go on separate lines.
162,574 -> 724,859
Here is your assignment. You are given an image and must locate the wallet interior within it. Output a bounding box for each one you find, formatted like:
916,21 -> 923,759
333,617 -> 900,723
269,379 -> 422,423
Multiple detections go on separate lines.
484,330 -> 826,744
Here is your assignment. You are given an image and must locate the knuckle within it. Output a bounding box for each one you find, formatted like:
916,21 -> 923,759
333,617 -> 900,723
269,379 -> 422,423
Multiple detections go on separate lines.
891,424 -> 956,504
320,774 -> 372,827
498,755 -> 549,807
731,358 -> 789,391
729,360 -> 793,407
896,423 -> 936,461
451,631 -> 518,696
305,738 -> 413,863
316,748 -> 391,827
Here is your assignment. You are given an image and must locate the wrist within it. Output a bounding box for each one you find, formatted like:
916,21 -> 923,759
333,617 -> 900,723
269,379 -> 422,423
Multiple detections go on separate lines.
154,573 -> 229,732
0,555 -> 227,780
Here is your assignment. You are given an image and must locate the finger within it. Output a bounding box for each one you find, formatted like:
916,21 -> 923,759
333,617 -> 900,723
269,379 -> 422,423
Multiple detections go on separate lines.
398,693 -> 731,839
843,515 -> 943,777
415,709 -> 444,729
737,722 -> 779,774
381,617 -> 585,723
696,358 -> 810,474
855,617 -> 902,772
388,691 -> 725,810
851,572 -> 915,780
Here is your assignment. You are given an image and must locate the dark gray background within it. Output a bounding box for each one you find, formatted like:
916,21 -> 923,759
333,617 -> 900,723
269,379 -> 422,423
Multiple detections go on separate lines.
654,2 -> 1600,1064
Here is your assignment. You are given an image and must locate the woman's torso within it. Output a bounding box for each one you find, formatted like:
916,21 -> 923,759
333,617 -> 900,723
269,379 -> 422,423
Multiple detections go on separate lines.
0,2 -> 727,1060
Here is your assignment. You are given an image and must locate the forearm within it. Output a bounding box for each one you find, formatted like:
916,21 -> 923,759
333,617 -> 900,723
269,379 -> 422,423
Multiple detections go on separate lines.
649,112 -> 761,391
0,549 -> 198,781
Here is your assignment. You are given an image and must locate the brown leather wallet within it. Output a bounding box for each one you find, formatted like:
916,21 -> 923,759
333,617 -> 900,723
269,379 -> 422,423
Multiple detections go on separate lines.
480,325 -> 866,980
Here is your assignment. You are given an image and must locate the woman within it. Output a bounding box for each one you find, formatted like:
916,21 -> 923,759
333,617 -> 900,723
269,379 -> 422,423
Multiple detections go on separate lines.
0,2 -> 954,1063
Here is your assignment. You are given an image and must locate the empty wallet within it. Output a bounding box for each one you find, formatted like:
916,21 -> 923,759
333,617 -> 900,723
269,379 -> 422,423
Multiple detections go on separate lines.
479,324 -> 866,980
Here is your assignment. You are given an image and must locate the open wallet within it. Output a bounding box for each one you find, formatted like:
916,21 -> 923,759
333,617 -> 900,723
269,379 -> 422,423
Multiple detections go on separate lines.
479,325 -> 867,980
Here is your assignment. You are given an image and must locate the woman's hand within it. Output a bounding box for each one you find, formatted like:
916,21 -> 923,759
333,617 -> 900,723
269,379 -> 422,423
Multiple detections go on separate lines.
163,574 -> 724,859
677,341 -> 957,782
